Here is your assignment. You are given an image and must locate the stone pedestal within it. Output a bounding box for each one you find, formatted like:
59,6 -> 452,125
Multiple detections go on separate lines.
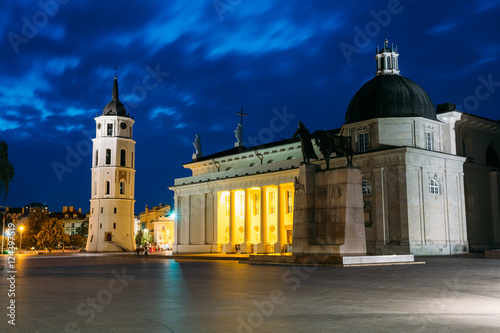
240,242 -> 253,254
292,164 -> 366,256
274,241 -> 283,254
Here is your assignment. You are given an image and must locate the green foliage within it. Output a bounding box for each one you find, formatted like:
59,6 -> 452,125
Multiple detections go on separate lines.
68,234 -> 87,248
15,208 -> 50,249
135,229 -> 143,245
0,140 -> 14,201
36,217 -> 69,250
135,229 -> 153,246
76,219 -> 89,236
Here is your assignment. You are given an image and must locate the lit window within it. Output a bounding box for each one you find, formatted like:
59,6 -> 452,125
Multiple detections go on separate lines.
362,180 -> 372,195
425,132 -> 433,151
106,149 -> 111,165
429,179 -> 440,194
253,193 -> 260,216
269,191 -> 276,215
286,190 -> 293,214
237,194 -> 244,217
358,132 -> 369,152
225,194 -> 230,217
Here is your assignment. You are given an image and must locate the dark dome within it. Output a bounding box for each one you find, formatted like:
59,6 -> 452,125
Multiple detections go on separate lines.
102,77 -> 128,117
345,74 -> 436,124
103,100 -> 127,116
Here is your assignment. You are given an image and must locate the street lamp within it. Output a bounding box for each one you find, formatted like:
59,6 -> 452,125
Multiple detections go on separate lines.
19,226 -> 24,254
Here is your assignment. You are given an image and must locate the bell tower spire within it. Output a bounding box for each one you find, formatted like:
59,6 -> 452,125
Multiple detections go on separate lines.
375,39 -> 400,76
112,76 -> 119,101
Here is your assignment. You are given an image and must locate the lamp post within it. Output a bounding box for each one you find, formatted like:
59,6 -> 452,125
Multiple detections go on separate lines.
19,226 -> 24,254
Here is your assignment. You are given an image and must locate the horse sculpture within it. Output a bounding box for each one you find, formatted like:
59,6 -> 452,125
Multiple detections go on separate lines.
314,130 -> 354,168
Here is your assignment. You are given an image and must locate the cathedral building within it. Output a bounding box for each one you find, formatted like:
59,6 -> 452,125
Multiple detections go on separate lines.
169,40 -> 500,255
86,77 -> 136,252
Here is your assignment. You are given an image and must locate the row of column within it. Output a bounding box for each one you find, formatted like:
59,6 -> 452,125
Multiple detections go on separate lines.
224,184 -> 292,254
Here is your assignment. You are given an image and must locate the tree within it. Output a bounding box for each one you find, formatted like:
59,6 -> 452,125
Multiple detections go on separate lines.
135,229 -> 143,246
0,140 -> 14,201
15,208 -> 49,250
36,217 -> 69,251
141,232 -> 154,246
76,219 -> 89,236
68,234 -> 87,248
135,229 -> 153,246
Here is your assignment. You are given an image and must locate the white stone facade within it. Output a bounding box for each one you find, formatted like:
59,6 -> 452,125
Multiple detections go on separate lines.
86,81 -> 136,252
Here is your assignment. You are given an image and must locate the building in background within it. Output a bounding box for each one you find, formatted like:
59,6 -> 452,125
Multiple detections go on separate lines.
49,206 -> 87,235
139,203 -> 172,248
24,202 -> 49,214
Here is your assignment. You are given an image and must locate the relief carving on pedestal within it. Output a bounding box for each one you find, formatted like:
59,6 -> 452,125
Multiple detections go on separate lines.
331,186 -> 342,199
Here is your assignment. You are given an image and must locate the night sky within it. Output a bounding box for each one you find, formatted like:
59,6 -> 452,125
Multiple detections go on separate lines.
1,0 -> 499,214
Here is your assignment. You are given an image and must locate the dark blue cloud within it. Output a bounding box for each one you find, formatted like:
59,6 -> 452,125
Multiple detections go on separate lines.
1,0 -> 499,213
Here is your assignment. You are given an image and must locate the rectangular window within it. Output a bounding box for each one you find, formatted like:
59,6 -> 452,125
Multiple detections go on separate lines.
286,190 -> 293,214
358,132 -> 369,152
120,149 -> 126,167
425,132 -> 433,151
101,207 -> 103,213
107,124 -> 113,136
237,194 -> 244,217
106,149 -> 111,165
269,191 -> 276,215
225,195 -> 230,217
253,193 -> 260,216
95,150 -> 98,166
114,207 -> 117,214
113,223 -> 116,229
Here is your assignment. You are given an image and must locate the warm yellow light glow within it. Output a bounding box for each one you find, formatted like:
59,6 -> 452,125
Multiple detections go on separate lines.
19,226 -> 24,231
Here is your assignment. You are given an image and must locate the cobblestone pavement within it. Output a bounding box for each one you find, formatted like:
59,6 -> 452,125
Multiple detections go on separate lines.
1,253 -> 499,333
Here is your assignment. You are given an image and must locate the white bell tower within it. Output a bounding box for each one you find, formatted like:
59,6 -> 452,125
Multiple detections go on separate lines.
86,77 -> 136,252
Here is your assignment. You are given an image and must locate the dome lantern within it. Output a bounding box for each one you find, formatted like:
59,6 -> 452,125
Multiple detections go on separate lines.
345,40 -> 436,124
375,39 -> 400,76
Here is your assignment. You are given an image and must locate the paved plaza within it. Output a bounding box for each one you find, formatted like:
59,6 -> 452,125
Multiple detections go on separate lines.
1,253 -> 499,332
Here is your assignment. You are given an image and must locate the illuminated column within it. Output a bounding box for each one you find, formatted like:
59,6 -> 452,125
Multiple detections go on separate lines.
241,188 -> 253,253
185,195 -> 191,245
258,187 -> 269,253
274,184 -> 286,253
227,190 -> 235,253
212,192 -> 219,252
173,195 -> 180,253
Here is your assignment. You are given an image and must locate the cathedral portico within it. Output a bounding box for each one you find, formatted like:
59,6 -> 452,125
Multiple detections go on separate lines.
171,169 -> 297,254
